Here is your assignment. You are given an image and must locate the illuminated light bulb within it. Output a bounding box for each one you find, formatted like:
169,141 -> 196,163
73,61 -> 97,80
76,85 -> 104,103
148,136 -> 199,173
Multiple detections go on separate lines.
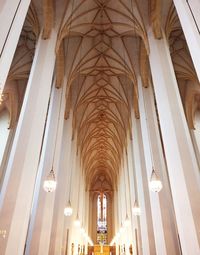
132,200 -> 141,216
0,89 -> 5,105
74,214 -> 81,227
119,223 -> 125,233
124,214 -> 131,227
83,231 -> 88,239
64,200 -> 73,216
80,226 -> 85,234
43,169 -> 57,192
116,232 -> 120,239
149,169 -> 163,193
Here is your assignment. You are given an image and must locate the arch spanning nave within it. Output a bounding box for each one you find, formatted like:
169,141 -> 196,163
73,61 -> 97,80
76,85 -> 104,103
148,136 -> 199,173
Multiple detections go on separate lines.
0,0 -> 200,254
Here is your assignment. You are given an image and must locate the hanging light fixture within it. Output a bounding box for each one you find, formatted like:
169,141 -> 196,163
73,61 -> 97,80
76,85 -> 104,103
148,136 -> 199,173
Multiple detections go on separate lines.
63,142 -> 74,216
124,213 -> 131,227
43,169 -> 57,192
142,75 -> 163,193
80,226 -> 85,234
149,168 -> 163,192
43,85 -> 64,193
74,213 -> 81,227
132,200 -> 141,216
119,222 -> 125,233
0,88 -> 5,105
74,163 -> 82,227
116,232 -> 120,239
123,154 -> 131,228
64,151 -> 74,216
64,200 -> 73,216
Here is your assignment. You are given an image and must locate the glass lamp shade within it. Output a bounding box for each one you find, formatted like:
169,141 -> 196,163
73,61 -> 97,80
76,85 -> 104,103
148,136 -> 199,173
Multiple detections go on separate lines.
124,214 -> 131,227
80,227 -> 85,234
132,200 -> 141,216
83,231 -> 88,239
116,232 -> 120,239
149,169 -> 163,193
64,201 -> 73,216
0,89 -> 5,105
43,169 -> 57,192
119,223 -> 125,233
74,214 -> 81,227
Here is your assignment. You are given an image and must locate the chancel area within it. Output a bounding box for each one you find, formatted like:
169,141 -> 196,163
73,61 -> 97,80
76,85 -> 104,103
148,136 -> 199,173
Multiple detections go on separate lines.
0,0 -> 200,254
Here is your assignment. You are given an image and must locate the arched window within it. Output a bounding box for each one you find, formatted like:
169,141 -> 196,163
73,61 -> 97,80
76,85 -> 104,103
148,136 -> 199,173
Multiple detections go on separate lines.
97,193 -> 107,244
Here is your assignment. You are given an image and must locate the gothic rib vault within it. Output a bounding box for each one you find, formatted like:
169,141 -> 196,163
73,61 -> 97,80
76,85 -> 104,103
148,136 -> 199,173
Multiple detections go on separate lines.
54,0 -> 149,190
3,0 -> 198,190
0,0 -> 200,254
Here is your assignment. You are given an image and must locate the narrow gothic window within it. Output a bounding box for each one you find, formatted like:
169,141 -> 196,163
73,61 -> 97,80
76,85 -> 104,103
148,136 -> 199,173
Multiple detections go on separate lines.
97,193 -> 107,244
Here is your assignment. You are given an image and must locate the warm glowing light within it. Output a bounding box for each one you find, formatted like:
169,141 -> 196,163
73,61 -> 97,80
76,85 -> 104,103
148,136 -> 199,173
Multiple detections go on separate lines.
124,214 -> 131,227
43,169 -> 57,192
74,214 -> 81,227
0,89 -> 5,105
116,232 -> 120,239
64,201 -> 73,216
119,223 -> 125,233
132,200 -> 141,216
149,169 -> 163,193
80,227 -> 85,234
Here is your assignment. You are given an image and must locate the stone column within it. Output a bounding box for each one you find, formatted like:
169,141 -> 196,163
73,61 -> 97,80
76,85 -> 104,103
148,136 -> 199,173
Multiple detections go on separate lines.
84,190 -> 90,254
124,149 -> 137,252
130,113 -> 156,255
148,29 -> 200,254
48,113 -> 73,255
113,190 -> 119,237
186,0 -> 200,29
64,144 -> 79,255
107,194 -> 112,244
91,193 -> 98,243
173,0 -> 200,82
190,111 -> 200,167
25,77 -> 66,255
0,0 -> 31,90
88,192 -> 93,238
0,30 -> 57,254
0,111 -> 14,187
138,77 -> 180,255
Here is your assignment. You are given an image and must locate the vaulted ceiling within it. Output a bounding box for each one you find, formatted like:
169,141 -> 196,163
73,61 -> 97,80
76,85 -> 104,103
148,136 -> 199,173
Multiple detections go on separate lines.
1,0 -> 200,191
55,0 -> 150,190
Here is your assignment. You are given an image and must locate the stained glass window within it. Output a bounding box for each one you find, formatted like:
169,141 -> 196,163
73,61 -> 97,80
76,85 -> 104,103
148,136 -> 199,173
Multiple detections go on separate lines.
97,193 -> 107,244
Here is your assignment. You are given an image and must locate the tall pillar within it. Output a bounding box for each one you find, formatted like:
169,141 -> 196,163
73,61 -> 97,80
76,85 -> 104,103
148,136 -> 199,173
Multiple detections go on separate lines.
173,0 -> 200,82
113,190 -> 119,237
29,112 -> 74,255
138,78 -> 179,255
47,114 -> 73,255
24,82 -> 59,255
107,194 -> 112,244
91,193 -> 97,243
0,112 -> 14,188
130,114 -> 156,255
190,111 -> 200,167
0,30 -> 57,254
148,29 -> 200,254
186,0 -> 200,30
0,0 -> 31,90
64,144 -> 79,255
124,149 -> 138,253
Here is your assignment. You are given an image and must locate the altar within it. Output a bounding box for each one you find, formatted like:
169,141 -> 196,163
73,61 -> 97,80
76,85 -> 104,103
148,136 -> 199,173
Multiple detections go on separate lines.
94,245 -> 110,255
88,245 -> 115,255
